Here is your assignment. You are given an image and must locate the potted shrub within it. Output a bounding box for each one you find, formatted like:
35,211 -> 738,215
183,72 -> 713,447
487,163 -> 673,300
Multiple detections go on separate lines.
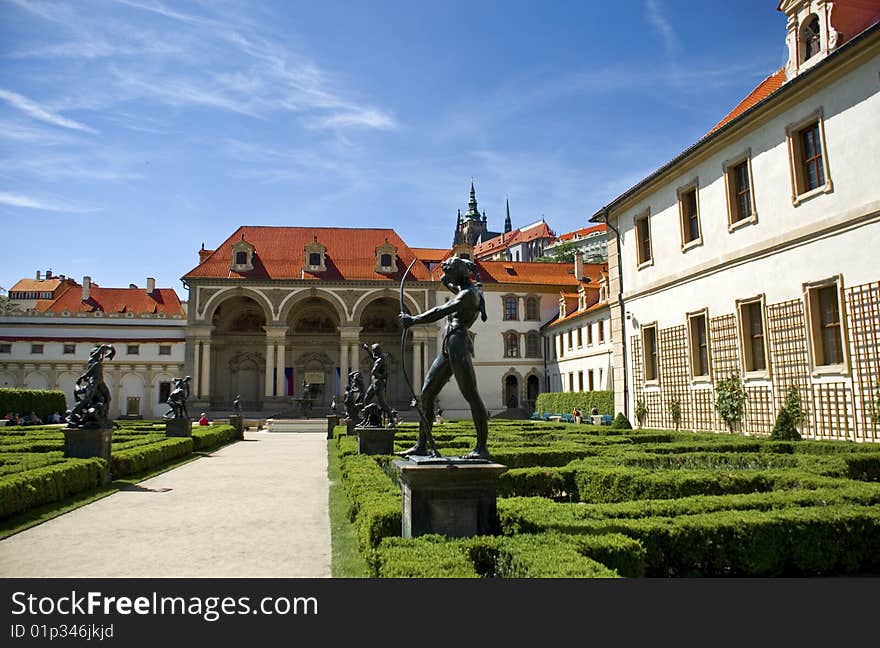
714,373 -> 746,434
635,399 -> 647,429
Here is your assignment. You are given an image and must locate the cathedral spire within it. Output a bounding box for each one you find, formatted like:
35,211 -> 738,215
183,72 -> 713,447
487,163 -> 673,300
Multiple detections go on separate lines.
466,180 -> 479,220
504,196 -> 512,233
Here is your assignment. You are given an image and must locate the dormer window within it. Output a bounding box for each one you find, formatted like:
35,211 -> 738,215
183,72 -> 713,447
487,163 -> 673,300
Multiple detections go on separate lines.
230,237 -> 255,273
374,240 -> 398,274
304,237 -> 327,273
802,15 -> 821,62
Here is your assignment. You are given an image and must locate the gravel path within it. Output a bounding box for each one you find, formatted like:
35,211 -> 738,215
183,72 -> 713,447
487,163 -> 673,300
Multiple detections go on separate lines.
0,428 -> 331,578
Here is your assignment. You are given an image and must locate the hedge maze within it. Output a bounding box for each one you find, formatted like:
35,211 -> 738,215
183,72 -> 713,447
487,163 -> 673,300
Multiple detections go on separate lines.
0,420 -> 238,520
333,419 -> 880,578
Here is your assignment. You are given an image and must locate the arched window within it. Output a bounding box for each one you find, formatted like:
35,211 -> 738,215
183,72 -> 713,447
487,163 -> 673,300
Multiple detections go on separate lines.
525,332 -> 541,358
235,251 -> 247,265
504,296 -> 518,321
505,333 -> 519,357
380,253 -> 392,267
525,296 -> 540,321
802,16 -> 821,61
309,252 -> 321,267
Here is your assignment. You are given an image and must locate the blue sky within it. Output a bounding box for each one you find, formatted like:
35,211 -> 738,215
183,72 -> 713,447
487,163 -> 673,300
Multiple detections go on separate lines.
0,0 -> 787,297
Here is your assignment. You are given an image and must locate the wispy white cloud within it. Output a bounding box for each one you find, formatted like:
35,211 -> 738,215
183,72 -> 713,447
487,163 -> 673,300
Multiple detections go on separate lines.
0,191 -> 96,212
0,88 -> 98,134
644,0 -> 679,59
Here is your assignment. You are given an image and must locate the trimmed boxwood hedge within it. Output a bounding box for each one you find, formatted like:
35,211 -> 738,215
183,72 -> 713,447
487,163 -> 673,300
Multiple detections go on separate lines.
339,453 -> 401,552
191,425 -> 237,451
110,438 -> 193,478
535,391 -> 614,416
0,388 -> 67,420
0,457 -> 108,518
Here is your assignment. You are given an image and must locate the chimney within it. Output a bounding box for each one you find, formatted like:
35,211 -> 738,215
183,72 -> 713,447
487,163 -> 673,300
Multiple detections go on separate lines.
36,270 -> 42,280
82,276 -> 91,301
146,277 -> 155,294
574,251 -> 585,281
46,269 -> 52,279
129,283 -> 137,289
198,243 -> 212,264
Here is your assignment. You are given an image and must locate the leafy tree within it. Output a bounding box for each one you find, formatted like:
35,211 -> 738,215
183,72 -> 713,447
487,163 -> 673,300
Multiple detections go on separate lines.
0,286 -> 18,313
634,399 -> 647,427
667,398 -> 682,431
611,413 -> 632,429
535,240 -> 581,264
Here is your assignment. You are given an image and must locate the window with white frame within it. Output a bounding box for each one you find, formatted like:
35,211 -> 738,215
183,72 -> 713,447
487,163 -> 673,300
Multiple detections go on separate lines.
737,296 -> 769,376
804,276 -> 848,374
642,323 -> 659,384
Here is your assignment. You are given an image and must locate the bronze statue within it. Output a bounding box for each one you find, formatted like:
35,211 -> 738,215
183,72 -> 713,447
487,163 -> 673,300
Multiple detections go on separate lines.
399,256 -> 489,459
164,376 -> 192,420
232,394 -> 242,415
66,344 -> 116,428
343,370 -> 365,422
358,343 -> 396,428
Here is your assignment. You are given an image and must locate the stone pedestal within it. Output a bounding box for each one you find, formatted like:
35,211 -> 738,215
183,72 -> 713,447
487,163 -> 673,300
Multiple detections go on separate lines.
165,418 -> 192,437
63,427 -> 113,484
345,419 -> 357,436
228,415 -> 244,440
393,459 -> 509,538
357,426 -> 396,455
326,415 -> 340,439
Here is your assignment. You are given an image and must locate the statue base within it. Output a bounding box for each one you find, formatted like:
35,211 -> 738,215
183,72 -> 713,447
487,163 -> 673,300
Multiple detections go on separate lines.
63,427 -> 113,484
357,426 -> 396,455
393,459 -> 508,538
345,419 -> 357,436
228,415 -> 244,440
165,418 -> 192,437
326,414 -> 340,439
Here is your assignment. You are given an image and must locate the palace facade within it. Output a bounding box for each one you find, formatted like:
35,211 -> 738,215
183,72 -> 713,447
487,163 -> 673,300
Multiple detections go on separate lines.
593,0 -> 880,441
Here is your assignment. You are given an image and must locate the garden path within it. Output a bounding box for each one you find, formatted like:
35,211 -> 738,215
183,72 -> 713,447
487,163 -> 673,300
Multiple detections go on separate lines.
0,428 -> 331,577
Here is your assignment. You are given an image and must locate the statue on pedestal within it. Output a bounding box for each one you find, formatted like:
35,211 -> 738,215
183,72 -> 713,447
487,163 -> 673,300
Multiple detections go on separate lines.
357,342 -> 396,428
232,394 -> 242,415
66,344 -> 116,428
163,376 -> 192,420
399,256 -> 489,459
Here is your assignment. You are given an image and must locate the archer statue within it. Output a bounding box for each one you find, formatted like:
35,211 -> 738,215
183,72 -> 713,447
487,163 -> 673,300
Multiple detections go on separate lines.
66,344 -> 116,428
399,256 -> 489,459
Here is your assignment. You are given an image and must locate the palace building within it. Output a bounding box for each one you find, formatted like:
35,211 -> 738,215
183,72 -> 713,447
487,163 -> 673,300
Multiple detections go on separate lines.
0,273 -> 186,418
592,0 -> 880,441
181,225 -> 599,418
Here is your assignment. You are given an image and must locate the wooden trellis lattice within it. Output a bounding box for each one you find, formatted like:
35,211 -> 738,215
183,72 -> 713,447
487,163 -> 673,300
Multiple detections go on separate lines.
846,280 -> 880,442
811,382 -> 854,441
767,299 -> 812,437
659,325 -> 690,430
709,313 -> 740,432
744,385 -> 774,436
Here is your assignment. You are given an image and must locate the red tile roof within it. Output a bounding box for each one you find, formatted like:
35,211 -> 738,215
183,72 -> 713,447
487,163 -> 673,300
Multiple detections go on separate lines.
184,226 -> 434,282
709,68 -> 786,134
9,277 -> 77,295
45,287 -> 184,315
410,247 -> 450,262
474,230 -> 520,257
460,260 -> 603,288
547,298 -> 609,328
556,223 -> 607,242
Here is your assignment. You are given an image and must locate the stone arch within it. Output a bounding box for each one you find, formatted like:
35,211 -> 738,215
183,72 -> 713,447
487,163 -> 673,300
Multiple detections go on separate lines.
502,369 -> 522,409
120,372 -> 145,417
525,370 -> 541,409
203,287 -> 274,324
57,371 -> 79,410
279,289 -> 348,326
0,372 -> 15,389
352,289 -> 419,324
25,371 -> 49,390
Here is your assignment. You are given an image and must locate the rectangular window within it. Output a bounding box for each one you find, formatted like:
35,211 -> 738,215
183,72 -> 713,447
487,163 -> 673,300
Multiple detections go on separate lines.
526,334 -> 540,358
525,298 -> 539,321
159,345 -> 172,356
688,312 -> 710,379
0,343 -> 10,353
635,212 -> 652,267
642,324 -> 658,383
738,298 -> 768,374
504,297 -> 518,321
805,278 -> 847,372
568,373 -> 574,392
127,344 -> 139,355
63,344 -> 76,354
558,335 -> 564,358
567,330 -> 573,349
732,161 -> 752,223
678,184 -> 701,247
577,327 -> 583,348
787,112 -> 831,203
588,370 -> 595,391
587,323 -> 593,346
598,320 -> 605,343
31,344 -> 43,354
578,371 -> 584,391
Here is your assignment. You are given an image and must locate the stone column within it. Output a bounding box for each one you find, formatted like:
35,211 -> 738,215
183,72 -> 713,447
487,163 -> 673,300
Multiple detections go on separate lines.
275,340 -> 286,396
200,341 -> 212,399
111,368 -> 122,419
338,325 -> 363,392
191,341 -> 201,399
264,340 -> 275,398
339,342 -> 349,393
144,368 -> 155,418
